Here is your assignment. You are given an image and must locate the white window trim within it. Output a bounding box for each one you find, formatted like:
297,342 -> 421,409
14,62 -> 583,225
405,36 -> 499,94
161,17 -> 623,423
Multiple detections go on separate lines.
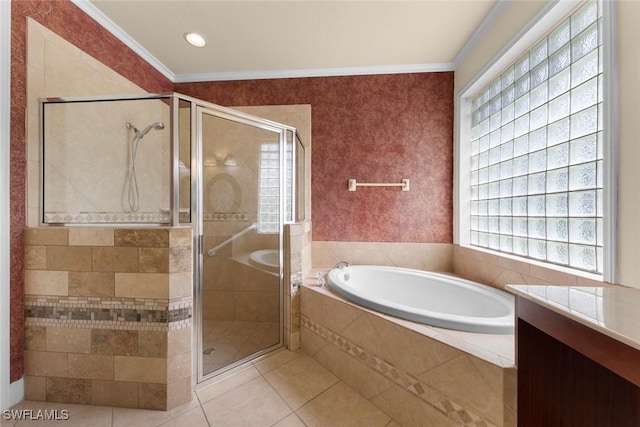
455,0 -> 618,283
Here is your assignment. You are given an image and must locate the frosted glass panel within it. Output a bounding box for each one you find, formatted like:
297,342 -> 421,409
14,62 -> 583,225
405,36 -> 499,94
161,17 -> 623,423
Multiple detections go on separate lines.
469,0 -> 603,274
547,143 -> 569,169
549,20 -> 570,54
547,218 -> 568,241
546,193 -> 568,217
548,242 -> 569,264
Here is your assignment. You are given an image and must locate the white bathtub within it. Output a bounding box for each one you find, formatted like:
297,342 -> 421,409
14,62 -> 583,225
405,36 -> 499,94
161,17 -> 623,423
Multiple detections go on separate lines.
327,265 -> 514,334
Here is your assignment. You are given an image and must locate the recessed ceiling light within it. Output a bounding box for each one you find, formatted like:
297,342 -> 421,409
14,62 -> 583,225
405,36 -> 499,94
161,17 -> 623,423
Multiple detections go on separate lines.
184,32 -> 206,48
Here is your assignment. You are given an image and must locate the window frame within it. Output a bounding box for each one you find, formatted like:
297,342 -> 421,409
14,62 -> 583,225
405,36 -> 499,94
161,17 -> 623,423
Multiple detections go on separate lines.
455,0 -> 617,282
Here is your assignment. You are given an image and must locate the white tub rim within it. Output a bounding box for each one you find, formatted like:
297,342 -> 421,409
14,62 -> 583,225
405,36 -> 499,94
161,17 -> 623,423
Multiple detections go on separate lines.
327,265 -> 515,335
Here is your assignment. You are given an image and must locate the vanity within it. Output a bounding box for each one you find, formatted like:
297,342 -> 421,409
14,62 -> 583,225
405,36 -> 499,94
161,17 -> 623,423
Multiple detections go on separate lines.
508,285 -> 640,427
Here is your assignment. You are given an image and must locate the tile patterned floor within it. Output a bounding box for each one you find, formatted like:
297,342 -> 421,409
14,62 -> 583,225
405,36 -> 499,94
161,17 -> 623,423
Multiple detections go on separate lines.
1,350 -> 401,427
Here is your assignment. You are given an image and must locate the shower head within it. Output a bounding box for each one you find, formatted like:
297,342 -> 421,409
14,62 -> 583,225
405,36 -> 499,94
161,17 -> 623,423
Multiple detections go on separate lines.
126,121 -> 165,139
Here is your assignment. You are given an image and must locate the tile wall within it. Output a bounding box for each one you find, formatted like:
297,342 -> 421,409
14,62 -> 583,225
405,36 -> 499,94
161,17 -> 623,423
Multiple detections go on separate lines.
11,0 -> 173,380
312,241 -> 453,272
300,283 -> 516,427
22,228 -> 192,410
285,222 -> 313,350
453,245 -> 610,289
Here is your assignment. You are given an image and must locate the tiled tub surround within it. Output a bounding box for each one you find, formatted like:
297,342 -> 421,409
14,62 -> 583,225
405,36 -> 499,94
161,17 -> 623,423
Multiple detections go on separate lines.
285,222 -> 312,351
23,227 -> 193,410
300,278 -> 516,427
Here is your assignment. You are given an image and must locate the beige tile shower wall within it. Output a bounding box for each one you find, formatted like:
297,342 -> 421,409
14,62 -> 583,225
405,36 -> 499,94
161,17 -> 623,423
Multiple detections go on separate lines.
43,100 -> 170,218
26,19 -> 163,226
300,284 -> 515,426
23,227 -> 193,410
202,220 -> 280,324
311,241 -> 453,272
452,245 -> 609,290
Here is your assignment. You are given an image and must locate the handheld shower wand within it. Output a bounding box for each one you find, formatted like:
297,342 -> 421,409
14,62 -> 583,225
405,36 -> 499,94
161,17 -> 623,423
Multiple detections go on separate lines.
126,121 -> 164,139
125,121 -> 165,212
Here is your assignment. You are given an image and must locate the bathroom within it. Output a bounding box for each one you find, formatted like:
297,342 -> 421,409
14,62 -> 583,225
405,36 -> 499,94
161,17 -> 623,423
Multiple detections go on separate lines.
3,0 -> 640,426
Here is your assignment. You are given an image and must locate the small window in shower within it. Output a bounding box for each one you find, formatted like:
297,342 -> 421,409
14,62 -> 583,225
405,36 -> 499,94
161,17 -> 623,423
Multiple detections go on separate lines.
41,96 -> 172,224
258,143 -> 281,233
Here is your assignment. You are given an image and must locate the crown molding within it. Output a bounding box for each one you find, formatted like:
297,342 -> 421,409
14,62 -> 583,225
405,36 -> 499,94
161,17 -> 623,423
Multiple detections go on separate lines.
71,0 -> 175,82
73,0 -> 454,84
453,0 -> 511,69
173,62 -> 455,83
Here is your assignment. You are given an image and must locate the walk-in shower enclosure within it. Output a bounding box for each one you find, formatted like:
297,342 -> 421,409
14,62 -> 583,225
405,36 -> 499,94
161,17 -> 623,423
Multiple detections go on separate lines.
40,93 -> 302,383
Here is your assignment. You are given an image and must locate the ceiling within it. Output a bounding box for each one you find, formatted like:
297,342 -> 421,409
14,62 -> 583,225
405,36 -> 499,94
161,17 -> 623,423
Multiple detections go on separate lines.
82,0 -> 498,82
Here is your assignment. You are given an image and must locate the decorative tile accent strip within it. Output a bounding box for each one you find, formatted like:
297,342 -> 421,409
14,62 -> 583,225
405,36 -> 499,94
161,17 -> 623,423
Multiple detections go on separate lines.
301,315 -> 498,427
25,295 -> 192,332
203,213 -> 255,222
43,211 -> 171,224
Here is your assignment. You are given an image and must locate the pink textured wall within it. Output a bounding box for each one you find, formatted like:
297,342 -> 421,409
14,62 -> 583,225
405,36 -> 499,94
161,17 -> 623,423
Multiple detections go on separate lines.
10,0 -> 172,381
175,73 -> 454,243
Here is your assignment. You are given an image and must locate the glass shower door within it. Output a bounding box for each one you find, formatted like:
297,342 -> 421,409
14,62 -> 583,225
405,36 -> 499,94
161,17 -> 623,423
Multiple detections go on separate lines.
197,107 -> 284,379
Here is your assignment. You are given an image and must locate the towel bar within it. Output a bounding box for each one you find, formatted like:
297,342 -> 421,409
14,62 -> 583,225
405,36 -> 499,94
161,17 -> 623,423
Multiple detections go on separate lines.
348,179 -> 409,191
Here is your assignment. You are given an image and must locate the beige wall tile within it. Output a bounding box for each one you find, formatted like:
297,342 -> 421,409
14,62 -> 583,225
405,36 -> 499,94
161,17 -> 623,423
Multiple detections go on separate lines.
68,271 -> 115,297
46,377 -> 92,404
92,330 -> 138,356
167,327 -> 191,358
202,291 -> 234,321
166,376 -> 192,410
25,270 -> 68,296
46,327 -> 91,353
314,340 -> 395,400
69,228 -> 114,246
371,385 -> 459,427
92,380 -> 139,408
300,287 -> 361,335
92,247 -> 139,272
115,229 -> 169,247
24,325 -> 47,351
24,350 -> 67,377
167,352 -> 191,383
170,228 -> 192,247
138,382 -> 167,410
46,246 -> 92,271
138,331 -> 167,357
169,247 -> 191,273
24,376 -> 47,401
234,291 -> 279,323
25,246 -> 47,270
139,247 -> 169,273
24,228 -> 68,246
114,356 -> 167,383
169,271 -> 192,299
68,354 -> 114,380
366,315 -> 464,378
417,355 -> 503,425
115,273 -> 169,299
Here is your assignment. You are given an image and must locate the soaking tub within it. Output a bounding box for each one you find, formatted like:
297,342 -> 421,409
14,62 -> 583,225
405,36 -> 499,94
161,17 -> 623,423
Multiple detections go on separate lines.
327,265 -> 514,334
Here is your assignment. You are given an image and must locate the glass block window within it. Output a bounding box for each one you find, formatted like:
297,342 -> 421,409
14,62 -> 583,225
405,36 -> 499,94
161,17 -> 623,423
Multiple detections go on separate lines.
469,0 -> 604,274
258,143 -> 280,233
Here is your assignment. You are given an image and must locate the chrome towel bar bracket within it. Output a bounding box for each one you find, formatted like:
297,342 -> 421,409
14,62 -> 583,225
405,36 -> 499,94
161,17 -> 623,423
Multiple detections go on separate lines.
348,178 -> 409,192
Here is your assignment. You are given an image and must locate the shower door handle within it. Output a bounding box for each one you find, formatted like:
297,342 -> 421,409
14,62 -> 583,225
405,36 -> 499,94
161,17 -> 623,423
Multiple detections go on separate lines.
198,234 -> 204,255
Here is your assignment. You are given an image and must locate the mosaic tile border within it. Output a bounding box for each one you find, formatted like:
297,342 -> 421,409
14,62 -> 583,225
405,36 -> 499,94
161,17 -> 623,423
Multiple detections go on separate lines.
203,213 -> 255,222
43,211 -> 170,223
25,295 -> 192,331
301,315 -> 498,427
